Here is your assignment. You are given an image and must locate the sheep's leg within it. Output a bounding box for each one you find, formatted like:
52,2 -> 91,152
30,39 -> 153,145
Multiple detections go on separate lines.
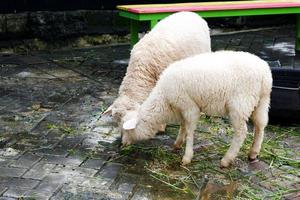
181,107 -> 200,165
249,96 -> 270,161
174,124 -> 186,150
221,111 -> 248,168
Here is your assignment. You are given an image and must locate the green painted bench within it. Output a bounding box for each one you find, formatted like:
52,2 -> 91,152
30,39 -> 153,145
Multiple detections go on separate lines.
117,0 -> 300,50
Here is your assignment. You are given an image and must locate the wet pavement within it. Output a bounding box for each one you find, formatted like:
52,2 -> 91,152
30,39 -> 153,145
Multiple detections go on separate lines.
0,26 -> 299,200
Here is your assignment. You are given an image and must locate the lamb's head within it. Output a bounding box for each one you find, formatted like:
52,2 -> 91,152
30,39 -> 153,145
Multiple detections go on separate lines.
121,115 -> 157,146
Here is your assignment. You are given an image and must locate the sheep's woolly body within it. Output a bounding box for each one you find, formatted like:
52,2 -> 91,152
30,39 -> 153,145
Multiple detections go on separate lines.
139,51 -> 272,125
125,51 -> 272,167
108,12 -> 211,123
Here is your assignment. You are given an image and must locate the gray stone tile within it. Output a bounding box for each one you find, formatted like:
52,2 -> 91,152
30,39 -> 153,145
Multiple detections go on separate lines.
113,174 -> 137,194
130,186 -> 152,200
9,152 -> 42,169
2,188 -> 27,198
0,148 -> 22,159
0,167 -> 27,178
0,158 -> 12,167
24,190 -> 52,200
35,174 -> 67,194
0,197 -> 16,200
52,165 -> 98,178
22,161 -> 56,180
97,163 -> 122,180
0,177 -> 40,189
0,186 -> 7,195
18,55 -> 49,65
42,155 -> 83,166
80,158 -> 105,170
51,185 -> 122,200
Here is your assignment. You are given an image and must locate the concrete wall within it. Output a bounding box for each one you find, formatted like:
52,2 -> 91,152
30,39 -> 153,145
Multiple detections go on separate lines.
0,10 -> 294,40
0,10 -> 129,40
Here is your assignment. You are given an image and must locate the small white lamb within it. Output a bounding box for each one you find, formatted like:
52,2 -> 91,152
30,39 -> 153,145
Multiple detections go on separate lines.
103,12 -> 211,129
122,51 -> 273,168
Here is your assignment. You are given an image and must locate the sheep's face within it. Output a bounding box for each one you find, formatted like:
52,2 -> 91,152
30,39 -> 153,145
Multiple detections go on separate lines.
102,97 -> 138,124
110,102 -> 127,123
121,111 -> 138,145
122,117 -> 155,146
121,126 -> 137,146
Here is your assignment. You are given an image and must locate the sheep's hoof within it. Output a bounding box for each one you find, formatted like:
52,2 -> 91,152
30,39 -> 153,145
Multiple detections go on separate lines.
220,158 -> 231,168
173,143 -> 182,150
182,156 -> 191,165
248,153 -> 257,162
248,155 -> 259,163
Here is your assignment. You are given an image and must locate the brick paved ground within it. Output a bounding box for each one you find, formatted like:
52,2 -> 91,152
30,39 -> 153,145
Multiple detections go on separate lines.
0,26 -> 299,200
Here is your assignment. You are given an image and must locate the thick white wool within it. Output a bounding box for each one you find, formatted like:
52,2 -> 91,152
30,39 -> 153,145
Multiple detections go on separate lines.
103,11 -> 211,126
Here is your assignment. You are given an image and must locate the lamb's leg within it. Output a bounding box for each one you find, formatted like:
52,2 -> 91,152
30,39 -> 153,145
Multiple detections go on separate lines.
221,111 -> 248,168
249,96 -> 270,161
181,106 -> 200,165
174,124 -> 186,150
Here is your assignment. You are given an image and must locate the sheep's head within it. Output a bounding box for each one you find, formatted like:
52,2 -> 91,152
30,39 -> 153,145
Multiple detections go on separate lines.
122,116 -> 156,146
102,96 -> 138,124
122,118 -> 139,145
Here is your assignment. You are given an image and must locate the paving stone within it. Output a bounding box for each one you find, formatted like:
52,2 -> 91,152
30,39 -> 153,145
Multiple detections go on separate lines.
80,158 -> 105,170
74,177 -> 115,191
0,167 -> 27,178
52,165 -> 98,178
52,185 -> 124,200
0,197 -> 16,200
34,174 -> 67,194
58,135 -> 84,150
111,174 -> 137,200
0,158 -> 11,167
9,152 -> 42,169
18,55 -> 49,65
2,188 -> 27,198
240,37 -> 254,46
0,148 -> 22,159
31,145 -> 67,156
130,186 -> 152,200
0,177 -> 40,189
22,161 -> 56,180
250,42 -> 263,52
42,155 -> 83,166
0,135 -> 11,148
24,190 -> 52,200
97,162 -> 122,180
117,182 -> 135,195
0,187 -> 7,195
229,38 -> 241,46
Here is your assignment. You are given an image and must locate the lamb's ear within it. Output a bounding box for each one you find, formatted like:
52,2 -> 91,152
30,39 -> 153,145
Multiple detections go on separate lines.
102,105 -> 113,116
123,118 -> 137,130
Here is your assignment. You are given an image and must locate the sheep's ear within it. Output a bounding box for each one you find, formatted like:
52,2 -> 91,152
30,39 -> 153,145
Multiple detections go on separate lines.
123,118 -> 137,130
102,105 -> 113,116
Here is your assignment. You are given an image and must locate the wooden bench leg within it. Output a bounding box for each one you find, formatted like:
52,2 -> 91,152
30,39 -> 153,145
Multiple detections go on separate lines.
150,20 -> 158,29
130,19 -> 139,47
296,15 -> 300,52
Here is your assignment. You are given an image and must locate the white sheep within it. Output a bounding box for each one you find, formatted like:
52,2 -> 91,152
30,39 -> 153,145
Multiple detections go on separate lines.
122,51 -> 273,168
103,12 -> 211,129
